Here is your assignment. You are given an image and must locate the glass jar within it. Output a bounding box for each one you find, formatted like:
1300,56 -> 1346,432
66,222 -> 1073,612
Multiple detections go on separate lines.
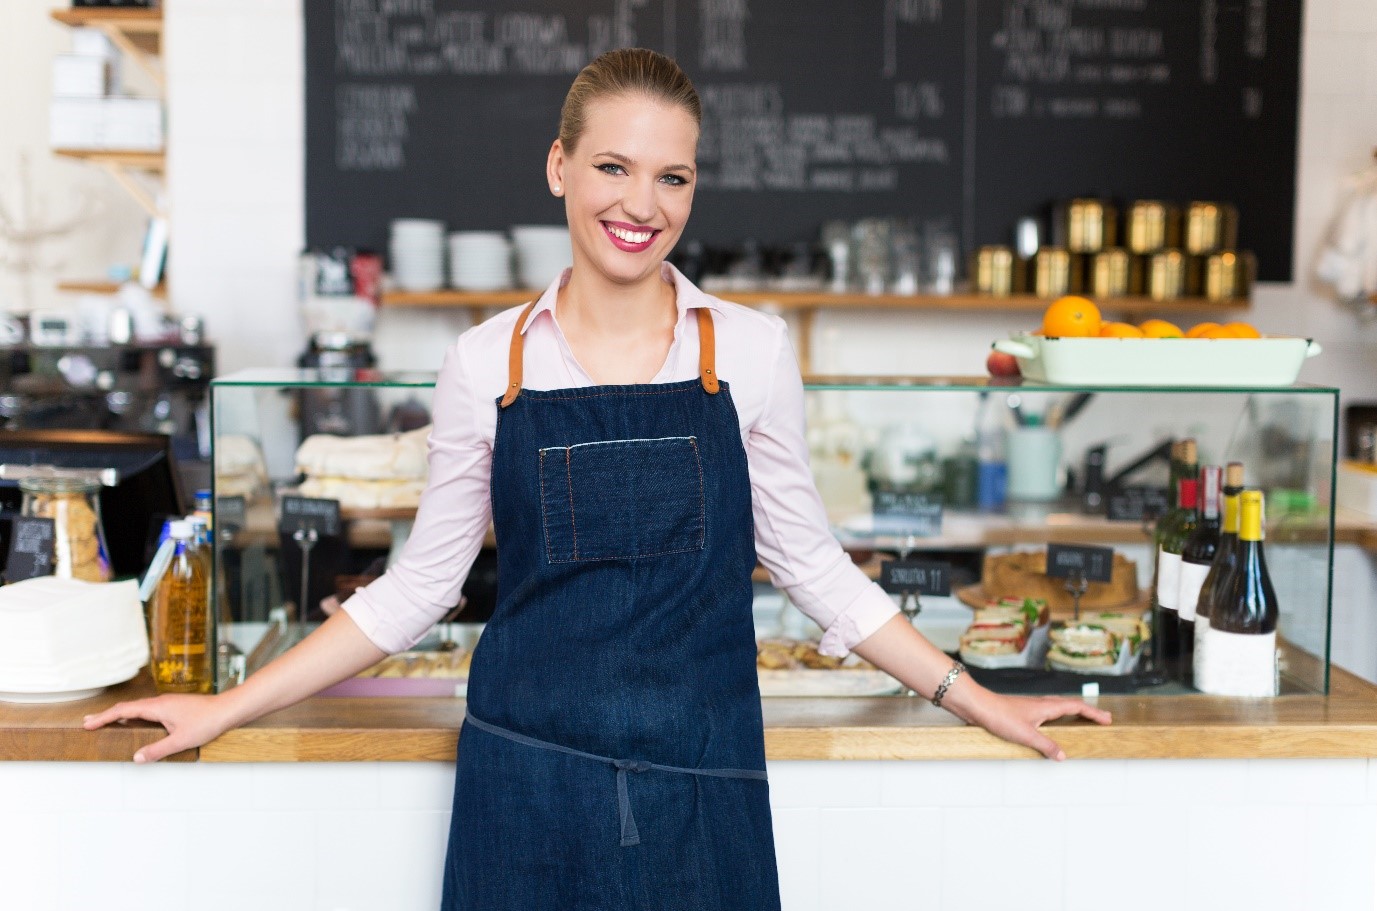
19,476 -> 113,583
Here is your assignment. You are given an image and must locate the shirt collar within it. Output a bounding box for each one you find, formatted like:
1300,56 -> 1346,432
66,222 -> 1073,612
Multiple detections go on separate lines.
519,261 -> 723,335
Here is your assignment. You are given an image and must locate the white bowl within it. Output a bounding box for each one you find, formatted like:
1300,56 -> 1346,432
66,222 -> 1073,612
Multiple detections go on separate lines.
991,333 -> 1322,386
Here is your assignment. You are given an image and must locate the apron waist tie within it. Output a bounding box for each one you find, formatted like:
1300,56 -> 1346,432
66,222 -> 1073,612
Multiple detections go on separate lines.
464,712 -> 766,848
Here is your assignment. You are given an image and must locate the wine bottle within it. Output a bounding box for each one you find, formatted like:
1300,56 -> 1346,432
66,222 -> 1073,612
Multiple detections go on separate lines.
1149,440 -> 1192,671
1153,439 -> 1198,677
1177,465 -> 1222,685
1200,489 -> 1279,697
1193,462 -> 1244,689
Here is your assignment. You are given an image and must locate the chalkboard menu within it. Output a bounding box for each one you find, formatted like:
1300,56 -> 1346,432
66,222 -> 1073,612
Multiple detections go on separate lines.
306,0 -> 1301,280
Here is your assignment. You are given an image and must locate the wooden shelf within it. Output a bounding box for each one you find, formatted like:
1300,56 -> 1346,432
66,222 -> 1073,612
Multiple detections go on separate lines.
57,279 -> 165,298
381,288 -> 1251,373
53,148 -> 164,171
381,288 -> 1250,315
50,6 -> 162,58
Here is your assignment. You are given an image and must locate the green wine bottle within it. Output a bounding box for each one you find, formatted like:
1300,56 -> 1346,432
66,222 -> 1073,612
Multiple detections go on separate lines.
1199,489 -> 1279,697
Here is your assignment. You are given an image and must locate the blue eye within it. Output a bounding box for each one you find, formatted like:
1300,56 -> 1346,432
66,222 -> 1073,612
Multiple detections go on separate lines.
595,163 -> 626,176
660,174 -> 689,186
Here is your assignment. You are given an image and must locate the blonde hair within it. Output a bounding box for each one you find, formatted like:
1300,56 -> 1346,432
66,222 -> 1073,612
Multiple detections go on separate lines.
559,48 -> 701,153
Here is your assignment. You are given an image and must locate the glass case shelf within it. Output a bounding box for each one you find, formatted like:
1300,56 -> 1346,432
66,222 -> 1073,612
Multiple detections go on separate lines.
211,370 -> 1337,697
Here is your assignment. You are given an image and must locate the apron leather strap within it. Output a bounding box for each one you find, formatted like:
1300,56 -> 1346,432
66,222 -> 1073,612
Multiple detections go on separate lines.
696,307 -> 719,394
502,301 -> 718,404
500,301 -> 538,408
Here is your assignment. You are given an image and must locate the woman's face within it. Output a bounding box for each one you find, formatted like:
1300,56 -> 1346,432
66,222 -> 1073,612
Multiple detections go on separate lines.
548,93 -> 698,288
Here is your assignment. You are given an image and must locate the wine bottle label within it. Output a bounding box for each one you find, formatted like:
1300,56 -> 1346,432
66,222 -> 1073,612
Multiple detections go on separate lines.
1197,629 -> 1277,697
1156,550 -> 1182,611
1192,614 -> 1210,687
1177,561 -> 1212,622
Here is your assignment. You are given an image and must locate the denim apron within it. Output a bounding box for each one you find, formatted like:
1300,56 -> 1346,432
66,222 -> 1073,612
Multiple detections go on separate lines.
441,305 -> 780,910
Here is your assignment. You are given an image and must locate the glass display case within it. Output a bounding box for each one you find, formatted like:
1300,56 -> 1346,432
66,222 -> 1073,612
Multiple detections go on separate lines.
211,369 -> 1337,697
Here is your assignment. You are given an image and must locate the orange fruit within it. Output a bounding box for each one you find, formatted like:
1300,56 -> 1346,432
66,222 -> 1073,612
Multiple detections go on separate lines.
1222,321 -> 1261,338
1139,319 -> 1184,338
1041,296 -> 1102,337
1186,322 -> 1221,338
1199,325 -> 1237,339
1099,321 -> 1145,338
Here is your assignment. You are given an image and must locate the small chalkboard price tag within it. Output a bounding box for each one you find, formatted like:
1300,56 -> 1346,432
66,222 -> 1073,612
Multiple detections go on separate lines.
278,496 -> 342,538
216,495 -> 248,533
872,490 -> 943,537
879,559 -> 952,597
1106,485 -> 1171,522
1045,544 -> 1114,583
5,516 -> 55,583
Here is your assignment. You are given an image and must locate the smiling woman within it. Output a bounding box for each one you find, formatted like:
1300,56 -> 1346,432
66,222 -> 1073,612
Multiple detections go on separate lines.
83,47 -> 1109,911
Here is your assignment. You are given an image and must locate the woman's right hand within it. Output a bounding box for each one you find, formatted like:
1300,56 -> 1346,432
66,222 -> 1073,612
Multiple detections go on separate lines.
83,693 -> 237,763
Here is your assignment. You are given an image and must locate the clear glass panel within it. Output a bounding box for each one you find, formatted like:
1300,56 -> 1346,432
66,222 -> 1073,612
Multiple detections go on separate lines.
212,373 -> 1336,697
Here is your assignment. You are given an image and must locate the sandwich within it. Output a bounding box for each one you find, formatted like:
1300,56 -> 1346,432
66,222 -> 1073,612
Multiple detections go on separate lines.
973,597 -> 1049,631
1078,612 -> 1150,654
960,622 -> 1028,657
1046,624 -> 1120,670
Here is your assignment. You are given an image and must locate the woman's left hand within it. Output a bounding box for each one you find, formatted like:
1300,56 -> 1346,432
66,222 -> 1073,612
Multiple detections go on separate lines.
962,691 -> 1112,761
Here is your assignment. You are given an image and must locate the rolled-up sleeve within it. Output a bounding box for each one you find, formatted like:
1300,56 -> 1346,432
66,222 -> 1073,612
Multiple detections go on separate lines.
747,321 -> 899,657
341,336 -> 493,653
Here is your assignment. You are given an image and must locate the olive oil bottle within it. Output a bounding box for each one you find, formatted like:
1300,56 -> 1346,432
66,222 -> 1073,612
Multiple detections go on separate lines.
149,521 -> 212,694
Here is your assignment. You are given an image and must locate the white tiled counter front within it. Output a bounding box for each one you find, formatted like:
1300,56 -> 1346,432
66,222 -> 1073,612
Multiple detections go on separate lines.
2,759 -> 1374,911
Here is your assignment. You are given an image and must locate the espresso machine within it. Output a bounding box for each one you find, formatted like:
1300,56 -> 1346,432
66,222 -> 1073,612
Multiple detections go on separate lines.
294,331 -> 382,439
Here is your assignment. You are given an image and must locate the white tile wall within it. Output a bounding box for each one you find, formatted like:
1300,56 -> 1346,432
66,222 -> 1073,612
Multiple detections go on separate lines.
1,758 -> 1374,910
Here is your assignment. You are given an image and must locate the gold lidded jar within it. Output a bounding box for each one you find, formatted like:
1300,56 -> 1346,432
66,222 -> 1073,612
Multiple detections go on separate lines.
1033,246 -> 1077,298
1125,200 -> 1180,254
1184,201 -> 1239,255
19,475 -> 113,583
1061,198 -> 1117,253
1089,248 -> 1132,298
973,245 -> 1015,296
1204,250 -> 1255,301
1146,249 -> 1187,301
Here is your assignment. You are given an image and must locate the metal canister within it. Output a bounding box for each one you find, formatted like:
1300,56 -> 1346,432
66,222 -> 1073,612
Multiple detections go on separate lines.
1125,200 -> 1179,254
1062,198 -> 1117,253
1033,246 -> 1075,298
1184,201 -> 1239,255
1204,250 -> 1255,301
1089,248 -> 1132,298
1146,249 -> 1187,300
974,245 -> 1015,296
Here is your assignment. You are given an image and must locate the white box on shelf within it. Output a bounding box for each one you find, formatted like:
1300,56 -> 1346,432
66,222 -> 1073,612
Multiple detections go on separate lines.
102,97 -> 163,151
70,27 -> 117,59
52,55 -> 111,97
50,97 -> 164,152
1336,461 -> 1377,519
49,97 -> 104,149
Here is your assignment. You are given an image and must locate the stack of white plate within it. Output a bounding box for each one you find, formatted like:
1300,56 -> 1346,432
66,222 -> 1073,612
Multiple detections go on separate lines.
512,225 -> 573,289
390,219 -> 446,292
448,231 -> 512,291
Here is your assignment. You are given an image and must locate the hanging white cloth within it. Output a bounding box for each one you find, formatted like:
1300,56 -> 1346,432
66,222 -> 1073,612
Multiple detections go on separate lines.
1316,154 -> 1377,305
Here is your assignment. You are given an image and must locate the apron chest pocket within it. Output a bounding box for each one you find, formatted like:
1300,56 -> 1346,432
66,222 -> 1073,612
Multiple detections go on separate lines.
539,436 -> 705,563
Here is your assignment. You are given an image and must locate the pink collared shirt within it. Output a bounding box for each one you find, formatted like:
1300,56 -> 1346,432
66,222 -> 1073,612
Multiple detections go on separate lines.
342,263 -> 899,657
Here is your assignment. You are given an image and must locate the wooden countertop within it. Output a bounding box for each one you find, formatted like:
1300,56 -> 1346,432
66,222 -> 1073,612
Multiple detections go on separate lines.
10,649 -> 1377,764
7,664 -> 1377,763
188,662 -> 1377,762
0,670 -> 195,762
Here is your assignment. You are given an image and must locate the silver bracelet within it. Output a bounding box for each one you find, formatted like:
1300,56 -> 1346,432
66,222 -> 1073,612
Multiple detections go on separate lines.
931,661 -> 966,708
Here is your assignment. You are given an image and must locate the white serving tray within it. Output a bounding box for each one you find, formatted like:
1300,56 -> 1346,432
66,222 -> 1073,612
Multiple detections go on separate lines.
993,333 -> 1321,386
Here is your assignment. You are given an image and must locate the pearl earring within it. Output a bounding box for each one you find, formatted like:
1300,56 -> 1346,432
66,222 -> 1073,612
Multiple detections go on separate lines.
552,185 -> 561,195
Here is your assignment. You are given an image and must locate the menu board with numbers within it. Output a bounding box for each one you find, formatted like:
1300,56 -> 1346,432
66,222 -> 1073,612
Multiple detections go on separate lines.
306,0 -> 1301,279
